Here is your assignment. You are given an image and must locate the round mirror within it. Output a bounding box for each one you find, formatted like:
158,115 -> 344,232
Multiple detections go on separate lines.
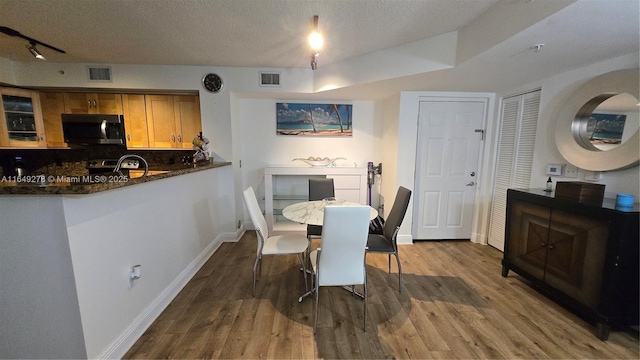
572,93 -> 639,151
556,69 -> 639,171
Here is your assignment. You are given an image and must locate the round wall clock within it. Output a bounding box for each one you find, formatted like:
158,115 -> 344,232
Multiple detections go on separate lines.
202,73 -> 223,93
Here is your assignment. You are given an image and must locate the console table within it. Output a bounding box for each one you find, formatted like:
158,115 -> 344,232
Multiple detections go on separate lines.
264,165 -> 367,232
502,188 -> 639,340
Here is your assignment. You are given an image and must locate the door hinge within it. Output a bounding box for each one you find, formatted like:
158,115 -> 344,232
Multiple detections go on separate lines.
475,129 -> 485,140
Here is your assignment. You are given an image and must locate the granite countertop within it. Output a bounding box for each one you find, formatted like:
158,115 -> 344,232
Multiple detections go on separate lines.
0,161 -> 231,195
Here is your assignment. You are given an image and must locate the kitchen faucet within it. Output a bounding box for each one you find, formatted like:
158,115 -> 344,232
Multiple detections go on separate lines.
114,154 -> 148,177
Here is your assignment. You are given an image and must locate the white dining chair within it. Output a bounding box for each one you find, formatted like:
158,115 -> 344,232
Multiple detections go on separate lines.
309,205 -> 370,334
243,186 -> 309,296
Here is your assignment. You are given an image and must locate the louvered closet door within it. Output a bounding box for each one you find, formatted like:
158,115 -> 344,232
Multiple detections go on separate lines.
488,90 -> 541,251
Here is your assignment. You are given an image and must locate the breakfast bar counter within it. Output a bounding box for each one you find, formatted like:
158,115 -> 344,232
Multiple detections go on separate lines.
0,161 -> 231,195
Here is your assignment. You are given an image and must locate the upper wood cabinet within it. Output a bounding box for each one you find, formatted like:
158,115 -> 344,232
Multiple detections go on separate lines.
63,93 -> 123,114
121,94 -> 149,148
174,95 -> 202,149
0,88 -> 46,148
39,92 -> 67,148
35,90 -> 201,150
146,95 -> 202,149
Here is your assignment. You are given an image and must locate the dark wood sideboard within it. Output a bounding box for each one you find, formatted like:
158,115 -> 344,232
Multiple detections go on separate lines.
502,188 -> 639,340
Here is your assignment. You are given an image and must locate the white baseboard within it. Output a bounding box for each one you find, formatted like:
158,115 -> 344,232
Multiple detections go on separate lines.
100,233 -> 226,359
397,234 -> 414,245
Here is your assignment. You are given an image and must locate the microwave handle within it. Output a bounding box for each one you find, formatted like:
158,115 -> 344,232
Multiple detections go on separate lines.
100,120 -> 107,140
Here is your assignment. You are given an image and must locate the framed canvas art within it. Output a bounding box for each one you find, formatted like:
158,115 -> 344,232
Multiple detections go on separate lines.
276,103 -> 352,136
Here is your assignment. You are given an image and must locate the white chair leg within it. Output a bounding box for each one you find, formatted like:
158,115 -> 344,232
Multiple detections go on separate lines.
252,255 -> 260,297
364,272 -> 368,332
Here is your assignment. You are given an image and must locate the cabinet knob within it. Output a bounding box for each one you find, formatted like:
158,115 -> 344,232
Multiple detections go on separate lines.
127,134 -> 130,141
171,134 -> 176,142
39,133 -> 43,140
92,99 -> 97,107
87,100 -> 91,107
548,245 -> 554,250
177,134 -> 182,142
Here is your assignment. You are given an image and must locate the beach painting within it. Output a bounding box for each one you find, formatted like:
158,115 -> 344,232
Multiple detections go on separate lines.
276,103 -> 353,136
588,113 -> 627,145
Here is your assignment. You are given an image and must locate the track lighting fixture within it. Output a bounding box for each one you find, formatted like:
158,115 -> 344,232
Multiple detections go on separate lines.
0,26 -> 66,61
308,15 -> 323,70
26,42 -> 45,60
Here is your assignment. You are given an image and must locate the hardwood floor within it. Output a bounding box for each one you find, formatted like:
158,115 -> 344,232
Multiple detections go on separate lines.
124,231 -> 639,359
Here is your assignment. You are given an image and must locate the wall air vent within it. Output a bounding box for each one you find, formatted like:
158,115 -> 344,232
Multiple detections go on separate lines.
259,72 -> 281,87
87,66 -> 113,82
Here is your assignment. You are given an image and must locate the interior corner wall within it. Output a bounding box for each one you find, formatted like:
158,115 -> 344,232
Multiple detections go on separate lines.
379,94 -> 401,216
495,52 -> 640,198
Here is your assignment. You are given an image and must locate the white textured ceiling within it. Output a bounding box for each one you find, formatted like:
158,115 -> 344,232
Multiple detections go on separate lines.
0,0 -> 638,98
0,0 -> 498,67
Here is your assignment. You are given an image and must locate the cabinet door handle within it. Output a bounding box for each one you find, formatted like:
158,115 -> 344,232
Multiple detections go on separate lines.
177,134 -> 182,142
548,245 -> 554,250
171,135 -> 176,142
92,99 -> 97,107
39,133 -> 44,140
127,134 -> 131,141
540,243 -> 547,247
87,100 -> 91,108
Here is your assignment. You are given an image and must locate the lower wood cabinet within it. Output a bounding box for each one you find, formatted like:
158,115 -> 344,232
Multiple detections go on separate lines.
502,188 -> 639,340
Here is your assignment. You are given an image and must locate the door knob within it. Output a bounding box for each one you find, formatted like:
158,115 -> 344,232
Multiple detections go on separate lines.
466,181 -> 475,186
470,171 -> 476,177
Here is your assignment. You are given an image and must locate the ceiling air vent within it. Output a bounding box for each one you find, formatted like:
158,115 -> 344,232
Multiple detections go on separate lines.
259,72 -> 280,87
87,66 -> 113,82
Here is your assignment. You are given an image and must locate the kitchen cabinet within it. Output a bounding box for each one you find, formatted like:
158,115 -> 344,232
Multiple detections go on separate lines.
121,94 -> 149,148
174,95 -> 202,149
264,166 -> 368,232
146,95 -> 201,149
502,188 -> 639,340
0,88 -> 46,148
39,92 -> 67,148
63,93 -> 123,114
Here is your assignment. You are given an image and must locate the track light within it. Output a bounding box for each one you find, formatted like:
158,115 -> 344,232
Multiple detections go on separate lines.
308,15 -> 323,70
26,42 -> 45,60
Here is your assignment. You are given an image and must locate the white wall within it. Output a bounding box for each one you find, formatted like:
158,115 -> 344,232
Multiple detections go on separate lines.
496,53 -> 640,199
63,167 -> 234,358
0,196 -> 86,359
0,167 -> 235,359
236,98 -> 383,215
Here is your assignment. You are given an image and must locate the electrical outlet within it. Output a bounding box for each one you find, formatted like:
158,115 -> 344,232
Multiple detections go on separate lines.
565,164 -> 578,178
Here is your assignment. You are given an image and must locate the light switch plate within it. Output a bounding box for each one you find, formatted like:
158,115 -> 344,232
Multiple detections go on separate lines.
565,164 -> 578,178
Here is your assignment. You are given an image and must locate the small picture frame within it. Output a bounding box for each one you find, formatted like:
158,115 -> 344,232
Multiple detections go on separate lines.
546,163 -> 564,176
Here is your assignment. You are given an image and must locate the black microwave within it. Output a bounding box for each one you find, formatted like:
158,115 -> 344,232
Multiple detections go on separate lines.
61,114 -> 126,145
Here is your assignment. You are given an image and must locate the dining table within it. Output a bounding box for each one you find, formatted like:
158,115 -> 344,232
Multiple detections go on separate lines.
282,199 -> 378,302
282,199 -> 378,225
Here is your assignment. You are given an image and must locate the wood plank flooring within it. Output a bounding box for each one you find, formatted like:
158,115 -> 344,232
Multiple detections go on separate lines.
124,232 -> 639,359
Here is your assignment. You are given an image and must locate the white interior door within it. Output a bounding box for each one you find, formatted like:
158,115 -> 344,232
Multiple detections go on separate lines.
413,101 -> 485,240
